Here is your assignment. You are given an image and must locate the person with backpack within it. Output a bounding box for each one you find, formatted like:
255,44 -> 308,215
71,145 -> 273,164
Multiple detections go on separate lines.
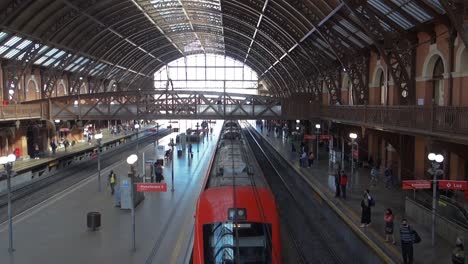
108,170 -> 117,195
155,163 -> 164,183
400,218 -> 420,264
340,171 -> 348,199
360,189 -> 374,227
452,237 -> 465,264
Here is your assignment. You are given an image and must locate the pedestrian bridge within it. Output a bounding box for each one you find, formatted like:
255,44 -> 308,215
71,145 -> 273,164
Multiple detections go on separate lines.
20,90 -> 282,120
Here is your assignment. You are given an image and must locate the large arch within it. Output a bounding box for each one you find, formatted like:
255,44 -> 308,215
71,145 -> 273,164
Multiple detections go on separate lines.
421,48 -> 448,79
455,43 -> 468,74
153,54 -> 259,95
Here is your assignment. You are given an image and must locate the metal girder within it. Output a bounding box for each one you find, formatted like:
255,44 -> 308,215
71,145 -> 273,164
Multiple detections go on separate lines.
28,90 -> 282,120
3,42 -> 44,101
440,0 -> 468,48
343,0 -> 417,105
322,67 -> 341,104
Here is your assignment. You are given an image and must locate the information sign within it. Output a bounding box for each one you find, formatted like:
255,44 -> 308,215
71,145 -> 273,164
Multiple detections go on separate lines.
137,183 -> 168,192
402,180 -> 431,190
438,180 -> 468,191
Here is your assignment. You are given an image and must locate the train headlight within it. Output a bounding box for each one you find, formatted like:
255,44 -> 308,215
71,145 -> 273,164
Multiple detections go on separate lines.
228,208 -> 247,221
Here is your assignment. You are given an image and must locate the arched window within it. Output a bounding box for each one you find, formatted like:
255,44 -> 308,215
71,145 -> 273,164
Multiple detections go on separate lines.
154,54 -> 258,94
379,71 -> 385,105
432,57 -> 444,106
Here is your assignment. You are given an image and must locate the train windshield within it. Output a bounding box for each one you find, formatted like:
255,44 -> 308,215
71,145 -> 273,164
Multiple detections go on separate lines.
203,222 -> 272,264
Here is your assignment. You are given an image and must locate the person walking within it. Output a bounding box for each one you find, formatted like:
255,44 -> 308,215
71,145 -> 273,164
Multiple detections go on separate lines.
50,140 -> 57,155
63,138 -> 70,152
400,219 -> 414,264
108,170 -> 117,195
384,166 -> 394,189
340,171 -> 348,199
452,237 -> 465,264
291,142 -> 296,152
360,190 -> 372,227
384,208 -> 396,244
308,152 -> 315,167
334,170 -> 341,197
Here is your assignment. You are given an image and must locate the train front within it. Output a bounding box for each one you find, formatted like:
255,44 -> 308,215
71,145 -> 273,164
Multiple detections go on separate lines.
194,187 -> 281,264
193,121 -> 281,263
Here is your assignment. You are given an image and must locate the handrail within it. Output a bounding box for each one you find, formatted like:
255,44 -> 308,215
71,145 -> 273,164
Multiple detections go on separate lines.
0,104 -> 43,120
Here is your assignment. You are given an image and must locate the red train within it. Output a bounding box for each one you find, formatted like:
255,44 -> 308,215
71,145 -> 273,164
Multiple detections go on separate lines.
193,121 -> 281,263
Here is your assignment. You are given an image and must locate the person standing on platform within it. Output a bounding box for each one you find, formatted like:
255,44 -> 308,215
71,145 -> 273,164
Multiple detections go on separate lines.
50,140 -> 57,155
360,190 -> 372,227
308,152 -> 315,167
400,219 -> 414,264
384,208 -> 396,244
384,165 -> 394,189
63,138 -> 70,152
108,170 -> 117,195
34,143 -> 40,159
340,171 -> 348,199
452,237 -> 465,264
334,170 -> 341,197
291,142 -> 296,153
370,166 -> 379,186
155,163 -> 164,183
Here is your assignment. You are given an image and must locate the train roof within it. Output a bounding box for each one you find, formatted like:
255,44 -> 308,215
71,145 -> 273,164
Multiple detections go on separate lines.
207,121 -> 267,189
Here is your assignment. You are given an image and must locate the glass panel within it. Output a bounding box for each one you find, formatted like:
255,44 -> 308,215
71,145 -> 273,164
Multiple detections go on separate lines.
203,222 -> 272,264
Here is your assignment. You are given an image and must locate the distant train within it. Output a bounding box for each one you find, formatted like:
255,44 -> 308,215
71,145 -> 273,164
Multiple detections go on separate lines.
193,120 -> 281,263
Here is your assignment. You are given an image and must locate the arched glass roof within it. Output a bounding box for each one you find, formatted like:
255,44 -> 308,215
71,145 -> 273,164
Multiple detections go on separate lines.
154,54 -> 258,94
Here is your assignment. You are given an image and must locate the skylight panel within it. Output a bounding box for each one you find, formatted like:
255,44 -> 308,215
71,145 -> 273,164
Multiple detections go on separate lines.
42,58 -> 57,66
3,48 -> 22,59
0,32 -> 8,42
4,36 -> 22,47
16,39 -> 32,49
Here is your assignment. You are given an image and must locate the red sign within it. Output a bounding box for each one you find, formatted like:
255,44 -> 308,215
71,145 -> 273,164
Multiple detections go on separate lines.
303,134 -> 316,140
320,135 -> 333,140
137,183 -> 168,192
402,180 -> 432,190
352,150 -> 359,158
438,180 -> 468,191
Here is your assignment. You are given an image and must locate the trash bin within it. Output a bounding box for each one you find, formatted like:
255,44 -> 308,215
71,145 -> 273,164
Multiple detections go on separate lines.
87,212 -> 101,231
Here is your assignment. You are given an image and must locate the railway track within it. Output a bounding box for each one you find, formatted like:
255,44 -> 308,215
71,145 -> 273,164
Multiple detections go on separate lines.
243,123 -> 345,264
0,130 -> 170,223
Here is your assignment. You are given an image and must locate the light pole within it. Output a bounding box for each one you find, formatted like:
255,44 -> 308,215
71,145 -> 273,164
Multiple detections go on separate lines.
196,122 -> 200,153
169,138 -> 175,192
0,154 -> 16,252
126,154 -> 138,251
95,133 -> 103,192
315,124 -> 321,161
134,123 -> 140,168
428,152 -> 444,246
349,133 -> 358,188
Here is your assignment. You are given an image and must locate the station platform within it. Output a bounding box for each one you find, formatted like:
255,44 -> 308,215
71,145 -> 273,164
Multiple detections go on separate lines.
0,124 -> 221,263
0,125 -> 156,174
252,123 -> 453,264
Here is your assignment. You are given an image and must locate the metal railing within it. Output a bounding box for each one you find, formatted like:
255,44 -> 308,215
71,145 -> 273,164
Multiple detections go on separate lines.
0,104 -> 43,120
319,105 -> 468,136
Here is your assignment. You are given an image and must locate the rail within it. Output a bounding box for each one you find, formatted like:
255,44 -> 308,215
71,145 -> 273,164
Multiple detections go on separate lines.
0,104 -> 43,120
320,105 -> 468,137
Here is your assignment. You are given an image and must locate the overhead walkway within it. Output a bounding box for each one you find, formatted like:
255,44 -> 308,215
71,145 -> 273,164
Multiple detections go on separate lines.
19,90 -> 282,121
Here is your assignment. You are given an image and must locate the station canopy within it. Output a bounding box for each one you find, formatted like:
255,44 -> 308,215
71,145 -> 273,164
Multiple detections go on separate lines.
0,0 -> 446,96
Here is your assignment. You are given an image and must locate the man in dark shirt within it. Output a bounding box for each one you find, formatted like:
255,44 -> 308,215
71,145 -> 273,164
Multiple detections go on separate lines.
400,219 -> 414,264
